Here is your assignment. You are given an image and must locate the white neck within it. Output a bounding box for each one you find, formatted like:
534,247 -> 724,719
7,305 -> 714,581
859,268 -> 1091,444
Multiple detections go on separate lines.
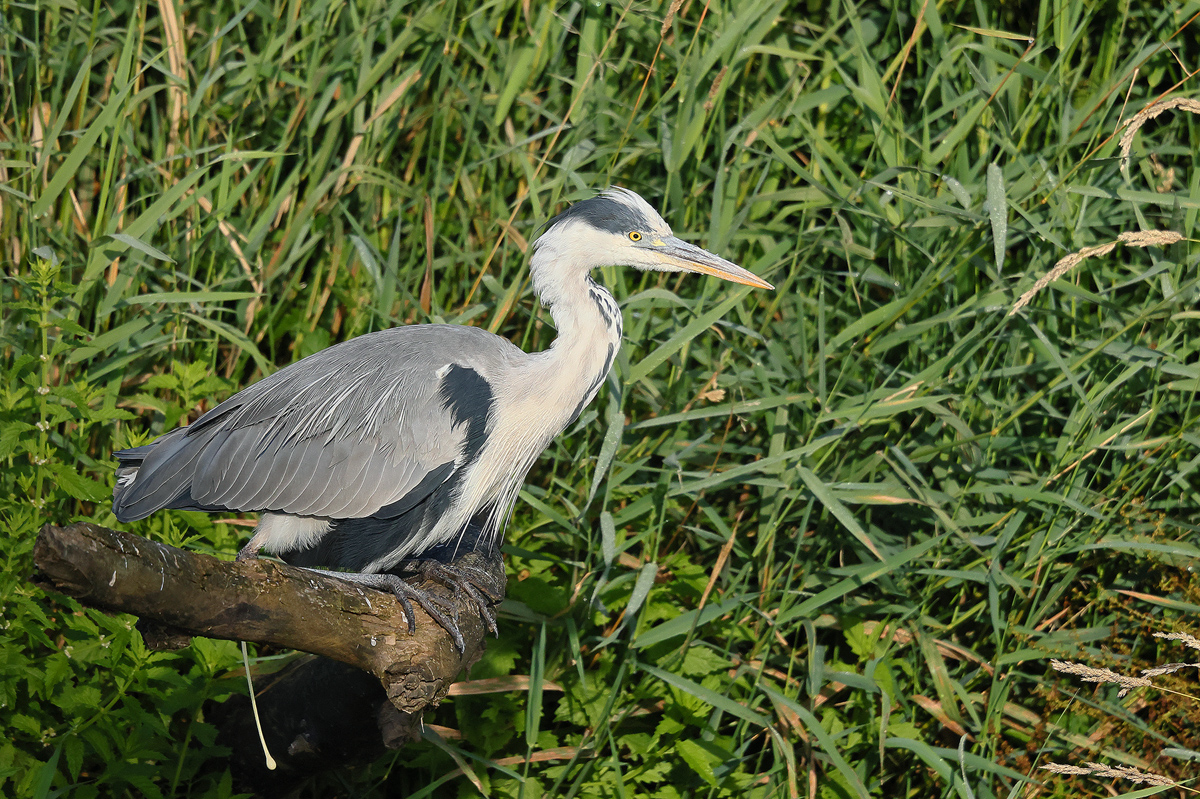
526,245 -> 623,412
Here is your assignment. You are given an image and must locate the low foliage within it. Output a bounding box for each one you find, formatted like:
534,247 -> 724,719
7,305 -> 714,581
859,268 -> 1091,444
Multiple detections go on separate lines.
2,0 -> 1198,796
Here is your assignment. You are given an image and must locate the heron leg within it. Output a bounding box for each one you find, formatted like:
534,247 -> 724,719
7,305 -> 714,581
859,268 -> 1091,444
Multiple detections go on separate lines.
235,541 -> 262,562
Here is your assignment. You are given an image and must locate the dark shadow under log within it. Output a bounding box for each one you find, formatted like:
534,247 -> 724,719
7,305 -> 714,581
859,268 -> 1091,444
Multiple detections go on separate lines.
32,522 -> 503,794
211,656 -> 396,793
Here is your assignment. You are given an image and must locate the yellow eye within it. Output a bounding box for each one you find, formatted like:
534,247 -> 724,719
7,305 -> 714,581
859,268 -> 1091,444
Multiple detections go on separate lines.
629,231 -> 642,241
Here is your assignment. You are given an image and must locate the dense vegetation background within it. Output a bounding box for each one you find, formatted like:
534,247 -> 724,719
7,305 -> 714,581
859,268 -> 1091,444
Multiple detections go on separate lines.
2,0 -> 1199,796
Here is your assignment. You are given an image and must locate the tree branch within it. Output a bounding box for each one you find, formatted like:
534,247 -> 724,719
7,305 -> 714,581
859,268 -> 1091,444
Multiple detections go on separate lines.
32,522 -> 496,714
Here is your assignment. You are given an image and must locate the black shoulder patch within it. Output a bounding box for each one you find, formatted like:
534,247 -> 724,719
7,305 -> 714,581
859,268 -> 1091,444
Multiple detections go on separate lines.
438,364 -> 494,462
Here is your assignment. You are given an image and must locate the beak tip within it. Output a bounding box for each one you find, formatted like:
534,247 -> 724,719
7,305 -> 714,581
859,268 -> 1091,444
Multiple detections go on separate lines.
661,239 -> 773,290
738,274 -> 774,291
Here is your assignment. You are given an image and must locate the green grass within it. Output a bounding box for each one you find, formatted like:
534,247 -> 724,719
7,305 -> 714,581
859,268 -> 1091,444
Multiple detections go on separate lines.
2,0 -> 1199,796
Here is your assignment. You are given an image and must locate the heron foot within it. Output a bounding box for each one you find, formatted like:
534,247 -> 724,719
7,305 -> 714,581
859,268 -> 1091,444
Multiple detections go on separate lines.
303,569 -> 468,652
409,557 -> 505,637
240,546 -> 471,647
293,541 -> 505,654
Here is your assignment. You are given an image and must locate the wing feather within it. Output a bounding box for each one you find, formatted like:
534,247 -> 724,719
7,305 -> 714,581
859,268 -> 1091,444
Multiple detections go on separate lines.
320,447 -> 385,516
261,436 -> 328,512
247,429 -> 313,510
113,325 -> 520,522
314,448 -> 375,517
113,427 -> 215,520
197,423 -> 276,507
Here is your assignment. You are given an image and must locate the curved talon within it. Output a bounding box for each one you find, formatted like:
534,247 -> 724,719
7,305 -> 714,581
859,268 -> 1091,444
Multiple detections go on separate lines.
374,574 -> 465,652
413,560 -> 503,637
396,594 -> 416,634
422,559 -> 505,600
444,577 -> 495,634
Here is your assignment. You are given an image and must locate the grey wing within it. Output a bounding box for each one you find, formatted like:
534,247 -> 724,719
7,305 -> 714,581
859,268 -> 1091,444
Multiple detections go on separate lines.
112,326 -> 511,523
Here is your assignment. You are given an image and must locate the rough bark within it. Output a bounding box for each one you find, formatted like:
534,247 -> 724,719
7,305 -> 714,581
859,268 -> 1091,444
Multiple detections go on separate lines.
32,522 -> 499,776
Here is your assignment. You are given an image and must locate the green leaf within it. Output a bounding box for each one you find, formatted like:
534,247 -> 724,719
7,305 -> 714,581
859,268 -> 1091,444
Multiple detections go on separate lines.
775,537 -> 944,626
0,424 -> 32,459
634,597 -> 743,649
49,464 -> 109,502
494,45 -> 536,126
638,664 -> 769,728
125,291 -> 259,305
31,65 -> 134,219
588,393 -> 624,505
796,466 -> 886,561
626,562 -> 658,621
30,744 -> 61,799
760,685 -> 869,799
107,233 -> 175,263
676,739 -> 718,786
626,289 -> 755,385
985,162 -> 1007,270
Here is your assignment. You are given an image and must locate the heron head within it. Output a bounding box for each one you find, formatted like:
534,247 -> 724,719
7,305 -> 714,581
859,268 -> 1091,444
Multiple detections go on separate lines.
531,188 -> 773,292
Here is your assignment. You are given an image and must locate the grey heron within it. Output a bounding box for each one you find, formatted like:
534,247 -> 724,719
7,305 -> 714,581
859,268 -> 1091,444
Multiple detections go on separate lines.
111,187 -> 772,649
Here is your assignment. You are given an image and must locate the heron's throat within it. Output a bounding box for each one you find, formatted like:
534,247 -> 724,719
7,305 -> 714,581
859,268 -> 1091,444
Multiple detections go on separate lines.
544,273 -> 621,360
522,263 -> 623,429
